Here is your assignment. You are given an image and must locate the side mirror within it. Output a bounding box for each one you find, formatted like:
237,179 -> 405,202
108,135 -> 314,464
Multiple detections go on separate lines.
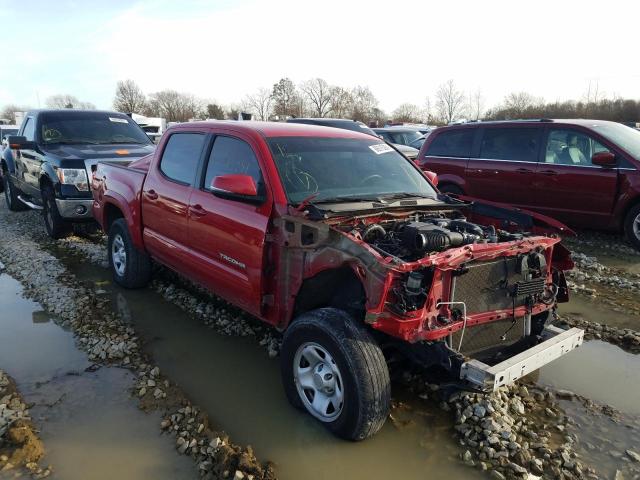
591,151 -> 616,167
424,170 -> 438,187
211,174 -> 263,204
7,135 -> 36,150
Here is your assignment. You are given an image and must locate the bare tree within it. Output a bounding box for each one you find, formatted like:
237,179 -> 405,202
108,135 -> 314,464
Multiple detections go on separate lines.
329,86 -> 353,118
391,103 -> 422,123
271,78 -> 298,118
1,104 -> 30,124
435,80 -> 466,124
243,88 -> 273,120
113,79 -> 147,114
46,94 -> 95,110
206,103 -> 225,120
300,78 -> 332,117
502,91 -> 542,117
350,85 -> 379,123
147,90 -> 203,122
468,89 -> 485,121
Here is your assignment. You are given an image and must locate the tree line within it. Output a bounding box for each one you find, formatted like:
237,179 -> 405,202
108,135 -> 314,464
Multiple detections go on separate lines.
2,79 -> 640,126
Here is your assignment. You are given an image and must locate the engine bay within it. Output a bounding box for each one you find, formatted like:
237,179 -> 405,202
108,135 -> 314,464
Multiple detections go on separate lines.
346,211 -> 532,261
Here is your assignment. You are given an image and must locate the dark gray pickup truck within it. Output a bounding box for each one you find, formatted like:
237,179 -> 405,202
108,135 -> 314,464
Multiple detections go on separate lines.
1,109 -> 155,238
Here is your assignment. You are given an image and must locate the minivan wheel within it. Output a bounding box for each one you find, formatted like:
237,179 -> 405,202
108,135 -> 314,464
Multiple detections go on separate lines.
3,174 -> 28,211
438,183 -> 464,195
280,307 -> 391,441
42,186 -> 72,239
624,204 -> 640,251
108,218 -> 152,288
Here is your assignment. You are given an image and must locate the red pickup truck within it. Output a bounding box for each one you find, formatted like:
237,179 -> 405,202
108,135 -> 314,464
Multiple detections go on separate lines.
91,121 -> 583,441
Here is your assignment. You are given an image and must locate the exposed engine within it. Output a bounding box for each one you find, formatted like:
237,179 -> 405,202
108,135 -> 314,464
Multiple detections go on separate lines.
350,213 -> 529,261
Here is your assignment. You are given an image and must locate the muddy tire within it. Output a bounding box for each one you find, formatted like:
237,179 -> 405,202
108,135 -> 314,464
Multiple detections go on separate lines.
42,186 -> 72,239
3,173 -> 28,211
624,203 -> 640,251
108,218 -> 151,289
280,307 -> 391,441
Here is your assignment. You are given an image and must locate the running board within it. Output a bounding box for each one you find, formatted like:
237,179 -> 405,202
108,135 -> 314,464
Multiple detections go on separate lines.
460,325 -> 584,391
17,195 -> 43,210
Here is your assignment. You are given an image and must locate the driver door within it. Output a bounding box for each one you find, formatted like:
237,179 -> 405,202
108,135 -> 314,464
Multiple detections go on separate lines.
187,133 -> 271,317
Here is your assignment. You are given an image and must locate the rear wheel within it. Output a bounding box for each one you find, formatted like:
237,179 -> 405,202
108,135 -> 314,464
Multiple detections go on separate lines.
42,186 -> 72,239
624,203 -> 640,251
108,218 -> 151,288
280,308 -> 391,441
3,173 -> 27,211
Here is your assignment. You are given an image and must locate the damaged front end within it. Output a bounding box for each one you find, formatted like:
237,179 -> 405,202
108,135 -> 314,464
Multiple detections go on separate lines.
276,197 -> 583,392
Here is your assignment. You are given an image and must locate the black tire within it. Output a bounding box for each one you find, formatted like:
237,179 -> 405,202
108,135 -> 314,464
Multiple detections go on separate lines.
108,218 -> 151,289
42,186 -> 72,239
624,203 -> 640,251
3,172 -> 28,211
280,307 -> 391,441
438,183 -> 464,195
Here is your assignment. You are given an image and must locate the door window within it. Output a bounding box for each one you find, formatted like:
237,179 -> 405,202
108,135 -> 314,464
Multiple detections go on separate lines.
159,133 -> 206,184
545,129 -> 611,166
22,118 -> 35,141
479,128 -> 540,162
204,136 -> 263,192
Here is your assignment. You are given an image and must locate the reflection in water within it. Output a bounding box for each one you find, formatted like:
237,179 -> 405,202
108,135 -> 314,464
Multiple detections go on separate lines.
32,310 -> 50,324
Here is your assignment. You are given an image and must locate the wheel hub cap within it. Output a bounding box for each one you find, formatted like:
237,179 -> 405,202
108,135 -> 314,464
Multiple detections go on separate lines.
293,342 -> 344,422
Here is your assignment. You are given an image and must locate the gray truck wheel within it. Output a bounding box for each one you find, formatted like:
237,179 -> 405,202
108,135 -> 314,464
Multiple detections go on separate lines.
108,218 -> 151,289
280,307 -> 391,441
42,186 -> 71,239
3,174 -> 28,211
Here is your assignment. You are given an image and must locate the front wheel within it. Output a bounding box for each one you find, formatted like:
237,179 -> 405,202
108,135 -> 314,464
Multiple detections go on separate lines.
42,186 -> 72,238
108,218 -> 151,289
624,204 -> 640,251
3,173 -> 28,211
280,308 -> 391,441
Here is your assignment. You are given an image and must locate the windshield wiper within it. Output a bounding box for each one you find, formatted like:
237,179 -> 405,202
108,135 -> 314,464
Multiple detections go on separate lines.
376,192 -> 436,201
45,140 -> 100,145
312,195 -> 384,204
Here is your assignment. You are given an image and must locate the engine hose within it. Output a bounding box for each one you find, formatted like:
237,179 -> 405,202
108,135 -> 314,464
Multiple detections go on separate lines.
362,224 -> 386,241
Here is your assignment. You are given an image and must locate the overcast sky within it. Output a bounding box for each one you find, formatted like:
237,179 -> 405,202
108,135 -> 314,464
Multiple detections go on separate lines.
0,0 -> 638,113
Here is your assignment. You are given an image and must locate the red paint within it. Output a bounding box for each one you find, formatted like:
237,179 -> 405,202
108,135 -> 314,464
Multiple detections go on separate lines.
92,121 -> 572,344
212,174 -> 258,196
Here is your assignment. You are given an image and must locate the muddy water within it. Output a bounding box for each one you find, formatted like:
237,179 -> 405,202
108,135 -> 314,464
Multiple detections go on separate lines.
68,260 -> 484,480
0,273 -> 196,479
558,294 -> 639,330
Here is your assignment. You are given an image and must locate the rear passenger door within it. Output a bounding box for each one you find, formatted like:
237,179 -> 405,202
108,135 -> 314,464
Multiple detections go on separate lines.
420,128 -> 476,192
187,133 -> 272,317
465,126 -> 542,207
141,130 -> 207,271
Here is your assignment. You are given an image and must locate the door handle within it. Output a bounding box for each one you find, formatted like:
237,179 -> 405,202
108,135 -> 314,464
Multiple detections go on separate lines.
145,189 -> 158,200
515,168 -> 533,174
539,169 -> 557,176
188,204 -> 207,217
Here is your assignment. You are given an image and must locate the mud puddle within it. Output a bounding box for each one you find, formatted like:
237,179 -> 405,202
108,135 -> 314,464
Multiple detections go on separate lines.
558,293 -> 639,331
0,273 -> 196,479
66,254 -> 485,480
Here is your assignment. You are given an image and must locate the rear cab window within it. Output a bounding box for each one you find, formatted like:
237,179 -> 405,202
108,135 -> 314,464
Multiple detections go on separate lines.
425,128 -> 475,158
159,133 -> 206,185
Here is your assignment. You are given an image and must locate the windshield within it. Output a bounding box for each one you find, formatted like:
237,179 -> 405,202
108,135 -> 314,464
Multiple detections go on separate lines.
591,122 -> 640,159
40,112 -> 152,145
267,136 -> 438,204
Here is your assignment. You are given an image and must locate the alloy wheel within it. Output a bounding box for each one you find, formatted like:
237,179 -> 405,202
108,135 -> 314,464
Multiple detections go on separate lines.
111,233 -> 127,276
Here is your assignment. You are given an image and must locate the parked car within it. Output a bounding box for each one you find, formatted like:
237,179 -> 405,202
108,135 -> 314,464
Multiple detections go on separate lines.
416,119 -> 640,249
384,124 -> 432,135
1,110 -> 155,238
287,118 -> 419,159
373,127 -> 423,147
0,125 -> 18,146
92,120 -> 581,441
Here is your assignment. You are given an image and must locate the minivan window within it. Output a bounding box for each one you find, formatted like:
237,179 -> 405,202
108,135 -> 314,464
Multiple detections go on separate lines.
159,133 -> 206,184
479,127 -> 540,162
591,122 -> 640,159
22,118 -> 35,141
204,136 -> 263,191
426,129 -> 474,158
545,129 -> 610,166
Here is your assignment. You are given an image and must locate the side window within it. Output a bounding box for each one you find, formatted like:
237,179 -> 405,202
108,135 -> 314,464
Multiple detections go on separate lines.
204,136 -> 263,192
545,129 -> 611,166
159,133 -> 206,184
22,118 -> 35,141
426,129 -> 475,158
479,128 -> 540,162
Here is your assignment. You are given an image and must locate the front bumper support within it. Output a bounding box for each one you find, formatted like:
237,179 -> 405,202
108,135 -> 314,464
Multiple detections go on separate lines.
459,326 -> 584,391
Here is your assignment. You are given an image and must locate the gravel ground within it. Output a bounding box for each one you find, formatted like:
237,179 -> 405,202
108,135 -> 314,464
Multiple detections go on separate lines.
0,201 -> 276,480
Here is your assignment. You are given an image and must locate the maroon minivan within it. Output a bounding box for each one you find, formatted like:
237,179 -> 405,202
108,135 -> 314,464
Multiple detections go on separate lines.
416,119 -> 640,248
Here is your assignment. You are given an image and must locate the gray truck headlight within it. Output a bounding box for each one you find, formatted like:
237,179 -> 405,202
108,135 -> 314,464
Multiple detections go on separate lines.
56,168 -> 89,191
